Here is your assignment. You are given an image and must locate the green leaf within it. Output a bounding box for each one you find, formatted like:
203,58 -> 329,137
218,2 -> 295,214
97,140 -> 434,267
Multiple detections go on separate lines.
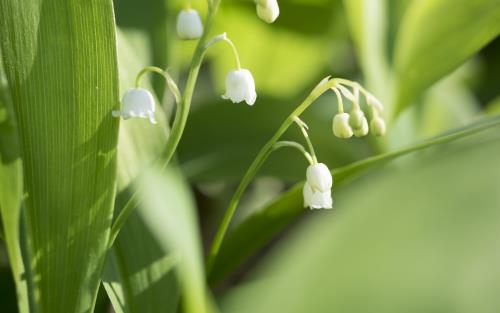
0,0 -> 119,311
101,30 -> 180,313
393,0 -> 500,113
209,116 -> 500,284
221,124 -> 500,313
138,167 -> 208,313
0,51 -> 29,312
179,96 -> 369,182
342,0 -> 391,99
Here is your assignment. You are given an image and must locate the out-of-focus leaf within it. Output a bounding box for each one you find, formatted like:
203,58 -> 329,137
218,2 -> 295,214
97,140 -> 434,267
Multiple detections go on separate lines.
343,0 -> 391,100
102,30 -> 180,313
209,116 -> 500,284
221,126 -> 500,313
179,95 -> 371,182
208,5 -> 336,98
0,52 -> 28,312
138,167 -> 208,313
0,0 -> 119,311
393,0 -> 500,114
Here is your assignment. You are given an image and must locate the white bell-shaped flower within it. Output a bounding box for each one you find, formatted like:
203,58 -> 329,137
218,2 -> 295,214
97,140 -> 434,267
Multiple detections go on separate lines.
222,69 -> 257,105
112,88 -> 157,124
256,0 -> 280,23
176,9 -> 203,40
303,163 -> 333,209
332,113 -> 353,138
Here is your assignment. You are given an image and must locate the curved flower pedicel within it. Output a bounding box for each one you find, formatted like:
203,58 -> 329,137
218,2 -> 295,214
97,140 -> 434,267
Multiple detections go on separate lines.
206,32 -> 257,106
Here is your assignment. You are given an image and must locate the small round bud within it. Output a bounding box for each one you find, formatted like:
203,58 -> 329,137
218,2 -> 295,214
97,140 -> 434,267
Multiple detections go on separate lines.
332,113 -> 353,138
256,0 -> 280,23
222,69 -> 257,106
349,109 -> 365,129
176,9 -> 203,40
353,116 -> 369,137
370,116 -> 386,136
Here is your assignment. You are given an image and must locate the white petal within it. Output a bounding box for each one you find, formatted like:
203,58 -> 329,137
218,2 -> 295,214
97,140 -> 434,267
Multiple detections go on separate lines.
222,69 -> 257,106
306,163 -> 332,192
176,9 -> 203,40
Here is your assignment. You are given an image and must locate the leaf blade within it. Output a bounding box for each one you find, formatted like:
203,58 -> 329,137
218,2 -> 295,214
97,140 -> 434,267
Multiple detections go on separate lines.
0,0 -> 119,311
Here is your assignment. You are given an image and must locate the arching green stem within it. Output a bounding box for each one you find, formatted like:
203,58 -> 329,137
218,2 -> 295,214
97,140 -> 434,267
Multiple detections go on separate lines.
134,66 -> 181,104
109,0 -> 222,247
206,76 -> 337,273
273,141 -> 314,165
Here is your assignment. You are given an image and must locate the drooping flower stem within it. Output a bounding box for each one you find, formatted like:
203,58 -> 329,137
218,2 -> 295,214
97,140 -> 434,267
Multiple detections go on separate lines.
109,0 -> 222,247
206,76 -> 337,273
292,116 -> 318,164
134,66 -> 181,104
205,33 -> 242,70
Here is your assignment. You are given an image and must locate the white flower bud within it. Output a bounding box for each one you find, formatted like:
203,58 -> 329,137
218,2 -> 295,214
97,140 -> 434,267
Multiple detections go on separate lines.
332,113 -> 353,138
370,116 -> 386,136
256,0 -> 279,23
306,163 -> 332,193
176,9 -> 203,40
349,109 -> 365,129
353,116 -> 369,137
112,88 -> 157,124
222,69 -> 257,105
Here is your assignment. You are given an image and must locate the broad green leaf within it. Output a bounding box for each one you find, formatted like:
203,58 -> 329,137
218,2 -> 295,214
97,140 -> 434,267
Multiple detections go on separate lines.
393,0 -> 500,113
222,125 -> 500,313
0,52 -> 29,312
342,0 -> 391,100
209,116 -> 500,284
102,30 -> 180,313
0,1 -> 119,311
138,167 -> 208,313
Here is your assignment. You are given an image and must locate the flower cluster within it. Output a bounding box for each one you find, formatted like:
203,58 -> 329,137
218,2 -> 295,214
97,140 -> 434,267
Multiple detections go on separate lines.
113,2 -> 281,124
331,81 -> 386,138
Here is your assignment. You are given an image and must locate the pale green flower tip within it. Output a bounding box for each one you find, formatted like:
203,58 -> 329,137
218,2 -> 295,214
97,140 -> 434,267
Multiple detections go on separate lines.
349,109 -> 365,129
256,0 -> 279,23
332,113 -> 353,139
353,116 -> 369,137
370,116 -> 386,136
176,9 -> 203,40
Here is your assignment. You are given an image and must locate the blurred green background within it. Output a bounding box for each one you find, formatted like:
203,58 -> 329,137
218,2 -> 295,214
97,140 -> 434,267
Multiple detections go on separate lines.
1,0 -> 500,312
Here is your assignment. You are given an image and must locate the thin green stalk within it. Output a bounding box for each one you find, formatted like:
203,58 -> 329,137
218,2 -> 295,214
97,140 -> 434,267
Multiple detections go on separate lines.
334,115 -> 500,180
273,141 -> 314,165
206,77 -> 337,273
109,0 -> 222,247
